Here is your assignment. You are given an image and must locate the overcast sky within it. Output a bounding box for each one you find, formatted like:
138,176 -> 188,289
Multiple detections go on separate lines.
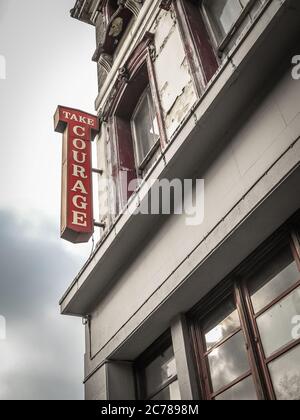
0,0 -> 98,399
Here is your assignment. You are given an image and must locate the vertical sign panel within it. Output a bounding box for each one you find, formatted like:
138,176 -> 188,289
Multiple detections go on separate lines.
54,106 -> 100,244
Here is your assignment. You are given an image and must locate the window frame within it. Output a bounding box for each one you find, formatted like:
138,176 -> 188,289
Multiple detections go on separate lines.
201,0 -> 259,53
190,281 -> 264,400
131,86 -> 161,171
135,331 -> 178,400
241,231 -> 300,399
174,0 -> 219,95
189,218 -> 300,400
101,32 -> 167,210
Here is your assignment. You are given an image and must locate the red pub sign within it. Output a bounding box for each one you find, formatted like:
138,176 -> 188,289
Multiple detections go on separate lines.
54,106 -> 99,244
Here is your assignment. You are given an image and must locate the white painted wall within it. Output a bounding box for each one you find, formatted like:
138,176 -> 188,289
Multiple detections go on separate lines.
85,364 -> 107,400
89,67 -> 300,357
152,10 -> 198,139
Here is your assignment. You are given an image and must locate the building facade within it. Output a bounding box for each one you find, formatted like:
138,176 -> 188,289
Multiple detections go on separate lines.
60,0 -> 300,400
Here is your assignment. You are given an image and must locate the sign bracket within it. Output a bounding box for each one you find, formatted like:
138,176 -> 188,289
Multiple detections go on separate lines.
92,168 -> 104,176
94,221 -> 106,229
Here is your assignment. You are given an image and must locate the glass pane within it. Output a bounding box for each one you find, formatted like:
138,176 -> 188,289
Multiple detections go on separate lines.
249,247 -> 299,314
204,0 -> 250,41
215,376 -> 257,400
151,380 -> 181,401
132,88 -> 159,165
151,115 -> 160,138
257,287 -> 300,357
203,297 -> 240,351
269,345 -> 300,400
144,345 -> 177,398
208,331 -> 250,392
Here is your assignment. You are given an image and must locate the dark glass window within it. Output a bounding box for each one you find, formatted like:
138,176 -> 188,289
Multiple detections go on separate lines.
135,333 -> 180,400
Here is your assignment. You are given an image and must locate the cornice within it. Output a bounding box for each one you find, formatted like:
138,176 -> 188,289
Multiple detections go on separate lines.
70,0 -> 102,25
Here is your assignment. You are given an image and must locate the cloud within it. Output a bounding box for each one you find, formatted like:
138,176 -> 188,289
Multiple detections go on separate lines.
0,0 -> 11,23
0,209 -> 85,400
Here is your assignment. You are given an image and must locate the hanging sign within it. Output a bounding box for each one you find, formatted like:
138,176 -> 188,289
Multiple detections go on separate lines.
54,106 -> 99,244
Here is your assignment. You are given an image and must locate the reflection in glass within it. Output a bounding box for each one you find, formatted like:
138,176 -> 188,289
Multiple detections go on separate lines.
269,345 -> 300,400
208,331 -> 250,392
249,248 -> 299,314
257,288 -> 300,357
132,87 -> 159,166
144,346 -> 177,399
151,380 -> 181,401
215,376 -> 257,400
203,298 -> 240,351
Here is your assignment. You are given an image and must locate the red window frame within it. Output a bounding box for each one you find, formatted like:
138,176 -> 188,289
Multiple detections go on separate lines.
173,0 -> 267,94
173,0 -> 219,95
189,215 -> 300,400
101,32 -> 167,210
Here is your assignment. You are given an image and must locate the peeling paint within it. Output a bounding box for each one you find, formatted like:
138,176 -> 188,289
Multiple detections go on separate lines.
153,9 -> 197,140
165,81 -> 197,137
153,10 -> 177,57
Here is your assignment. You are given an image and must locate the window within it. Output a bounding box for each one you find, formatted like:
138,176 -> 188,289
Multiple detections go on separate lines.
246,243 -> 300,400
193,292 -> 259,400
135,333 -> 181,400
175,0 -> 266,95
131,87 -> 160,169
202,0 -> 252,45
174,0 -> 218,92
190,224 -> 300,400
101,33 -> 166,211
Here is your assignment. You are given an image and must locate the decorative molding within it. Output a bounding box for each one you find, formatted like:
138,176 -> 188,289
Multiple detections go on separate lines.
149,43 -> 157,62
99,53 -> 113,73
71,0 -> 144,24
102,32 -> 155,119
92,0 -> 145,62
160,0 -> 173,11
118,0 -> 143,17
93,5 -> 133,62
71,0 -> 96,25
90,1 -> 145,90
118,66 -> 130,83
